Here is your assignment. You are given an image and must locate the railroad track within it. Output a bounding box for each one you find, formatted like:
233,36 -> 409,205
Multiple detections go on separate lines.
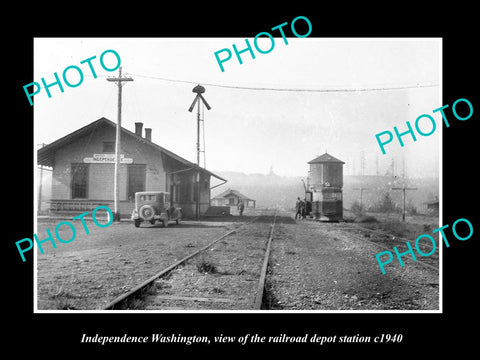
103,211 -> 278,310
333,222 -> 439,272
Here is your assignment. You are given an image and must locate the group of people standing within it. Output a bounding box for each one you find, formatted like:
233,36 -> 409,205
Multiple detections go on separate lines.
236,197 -> 311,219
295,197 -> 307,220
236,197 -> 309,219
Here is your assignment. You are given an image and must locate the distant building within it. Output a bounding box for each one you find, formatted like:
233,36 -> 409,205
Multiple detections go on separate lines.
211,189 -> 256,208
37,117 -> 226,218
420,197 -> 439,215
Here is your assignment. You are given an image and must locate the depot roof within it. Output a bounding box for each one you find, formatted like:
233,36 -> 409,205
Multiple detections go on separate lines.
37,117 -> 227,182
212,188 -> 254,201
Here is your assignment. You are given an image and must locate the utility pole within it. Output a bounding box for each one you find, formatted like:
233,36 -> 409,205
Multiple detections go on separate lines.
37,143 -> 47,213
353,187 -> 369,213
197,99 -> 201,166
391,185 -> 417,222
196,95 -> 201,220
107,67 -> 133,222
360,150 -> 365,176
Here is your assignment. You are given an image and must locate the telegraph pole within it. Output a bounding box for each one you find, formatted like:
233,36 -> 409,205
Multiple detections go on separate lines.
196,97 -> 201,219
188,85 -> 211,219
360,150 -> 366,176
391,185 -> 417,222
107,67 -> 133,222
197,97 -> 201,166
353,187 -> 369,213
37,143 -> 47,213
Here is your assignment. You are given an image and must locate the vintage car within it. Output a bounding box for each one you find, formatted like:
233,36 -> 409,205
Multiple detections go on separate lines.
131,191 -> 182,228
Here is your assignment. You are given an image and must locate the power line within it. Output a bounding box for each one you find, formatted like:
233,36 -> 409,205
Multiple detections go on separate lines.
127,73 -> 439,93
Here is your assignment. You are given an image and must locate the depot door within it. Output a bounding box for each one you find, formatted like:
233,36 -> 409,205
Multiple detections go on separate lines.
127,164 -> 146,200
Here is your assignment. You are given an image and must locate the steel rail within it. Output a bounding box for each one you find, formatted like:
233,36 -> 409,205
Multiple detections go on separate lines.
253,212 -> 277,309
343,222 -> 436,251
103,217 -> 259,310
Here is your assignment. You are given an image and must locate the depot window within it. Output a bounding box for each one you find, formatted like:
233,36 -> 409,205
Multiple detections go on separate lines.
102,141 -> 115,153
71,163 -> 88,199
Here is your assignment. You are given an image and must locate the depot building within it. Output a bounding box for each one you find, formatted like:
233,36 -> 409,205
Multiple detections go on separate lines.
37,117 -> 226,218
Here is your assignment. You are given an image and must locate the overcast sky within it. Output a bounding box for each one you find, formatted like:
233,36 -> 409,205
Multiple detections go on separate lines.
34,38 -> 441,179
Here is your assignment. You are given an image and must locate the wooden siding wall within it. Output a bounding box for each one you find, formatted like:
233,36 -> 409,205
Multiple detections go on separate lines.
51,122 -> 166,201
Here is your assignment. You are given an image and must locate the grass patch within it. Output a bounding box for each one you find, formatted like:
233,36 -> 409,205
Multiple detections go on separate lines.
262,266 -> 283,310
196,258 -> 218,274
354,215 -> 378,223
49,288 -> 80,310
356,217 -> 431,240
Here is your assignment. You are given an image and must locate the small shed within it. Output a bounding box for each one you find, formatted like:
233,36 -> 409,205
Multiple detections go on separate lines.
212,189 -> 256,208
421,198 -> 439,215
307,152 -> 345,221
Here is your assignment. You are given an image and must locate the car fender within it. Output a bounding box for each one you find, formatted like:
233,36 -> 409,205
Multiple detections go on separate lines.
159,212 -> 168,221
174,208 -> 182,219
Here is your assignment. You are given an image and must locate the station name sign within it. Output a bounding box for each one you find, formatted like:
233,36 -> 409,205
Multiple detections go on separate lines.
83,154 -> 133,164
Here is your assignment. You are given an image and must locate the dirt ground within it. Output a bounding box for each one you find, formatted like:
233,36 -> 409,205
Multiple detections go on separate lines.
36,209 -> 439,311
269,216 -> 439,310
139,218 -> 276,310
36,219 -> 237,310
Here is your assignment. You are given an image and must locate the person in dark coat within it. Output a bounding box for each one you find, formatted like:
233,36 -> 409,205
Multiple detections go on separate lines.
238,200 -> 245,216
295,197 -> 304,220
302,199 -> 307,219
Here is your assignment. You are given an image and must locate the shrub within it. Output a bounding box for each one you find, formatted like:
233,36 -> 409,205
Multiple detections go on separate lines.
350,200 -> 363,215
196,259 -> 218,274
406,200 -> 417,215
354,215 -> 378,223
370,192 -> 397,213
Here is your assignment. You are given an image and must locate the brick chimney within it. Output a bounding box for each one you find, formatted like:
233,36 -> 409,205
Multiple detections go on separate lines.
134,122 -> 143,137
145,128 -> 152,141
